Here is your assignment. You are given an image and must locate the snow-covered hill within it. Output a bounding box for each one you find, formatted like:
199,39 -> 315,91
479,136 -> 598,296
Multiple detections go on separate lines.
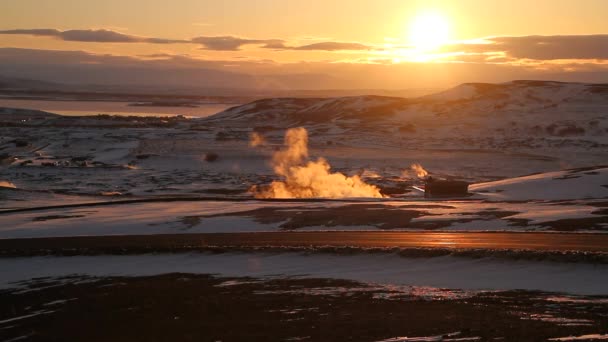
203,81 -> 608,155
203,95 -> 410,126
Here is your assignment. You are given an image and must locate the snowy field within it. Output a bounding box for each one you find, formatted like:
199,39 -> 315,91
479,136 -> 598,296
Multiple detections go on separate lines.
0,196 -> 607,239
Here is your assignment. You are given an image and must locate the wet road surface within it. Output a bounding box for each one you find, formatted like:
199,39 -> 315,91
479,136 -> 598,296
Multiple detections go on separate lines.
1,231 -> 607,255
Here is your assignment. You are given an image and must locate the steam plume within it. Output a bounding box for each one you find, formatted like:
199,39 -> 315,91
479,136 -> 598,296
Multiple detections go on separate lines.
249,132 -> 266,147
402,163 -> 429,179
252,127 -> 383,198
411,163 -> 429,178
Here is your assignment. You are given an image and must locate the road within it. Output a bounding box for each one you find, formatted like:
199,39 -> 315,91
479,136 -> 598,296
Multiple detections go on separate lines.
1,231 -> 608,255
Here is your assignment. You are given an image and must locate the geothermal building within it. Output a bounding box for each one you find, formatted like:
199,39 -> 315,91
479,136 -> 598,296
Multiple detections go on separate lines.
424,178 -> 469,198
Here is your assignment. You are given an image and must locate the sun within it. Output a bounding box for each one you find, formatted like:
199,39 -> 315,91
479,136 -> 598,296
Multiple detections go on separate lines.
409,11 -> 450,51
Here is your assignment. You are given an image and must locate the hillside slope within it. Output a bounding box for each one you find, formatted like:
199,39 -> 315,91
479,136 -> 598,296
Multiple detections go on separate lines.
203,81 -> 608,156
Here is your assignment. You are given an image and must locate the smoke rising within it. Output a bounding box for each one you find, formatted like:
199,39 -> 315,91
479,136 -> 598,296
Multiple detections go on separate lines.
251,127 -> 383,198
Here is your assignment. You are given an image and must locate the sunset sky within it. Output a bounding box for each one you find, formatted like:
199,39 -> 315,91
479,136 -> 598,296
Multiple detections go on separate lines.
1,0 -> 607,90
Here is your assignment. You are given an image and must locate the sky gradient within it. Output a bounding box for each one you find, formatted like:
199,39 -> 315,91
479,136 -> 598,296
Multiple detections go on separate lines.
1,0 -> 607,90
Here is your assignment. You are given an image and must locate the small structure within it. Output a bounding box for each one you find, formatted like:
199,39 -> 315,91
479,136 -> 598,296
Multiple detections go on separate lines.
424,177 -> 469,198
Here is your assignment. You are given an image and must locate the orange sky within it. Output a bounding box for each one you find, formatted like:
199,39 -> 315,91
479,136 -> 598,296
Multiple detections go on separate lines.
1,0 -> 607,89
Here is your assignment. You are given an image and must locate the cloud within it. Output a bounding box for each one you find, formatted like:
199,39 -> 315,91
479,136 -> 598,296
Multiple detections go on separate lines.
0,29 -> 61,36
189,35 -> 372,51
191,36 -> 285,51
289,42 -> 372,51
0,28 -> 186,44
442,35 -> 608,60
437,53 -> 514,64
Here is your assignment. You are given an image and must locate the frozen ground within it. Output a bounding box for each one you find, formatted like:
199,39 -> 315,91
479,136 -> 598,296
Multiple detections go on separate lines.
1,168 -> 607,238
4,124 -> 597,201
0,105 -> 606,234
0,198 -> 607,238
2,80 -> 608,204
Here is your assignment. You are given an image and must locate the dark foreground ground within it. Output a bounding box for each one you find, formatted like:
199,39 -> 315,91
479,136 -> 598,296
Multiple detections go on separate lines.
1,274 -> 607,341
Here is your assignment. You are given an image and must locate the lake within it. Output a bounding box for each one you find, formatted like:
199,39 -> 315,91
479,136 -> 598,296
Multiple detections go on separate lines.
0,99 -> 238,118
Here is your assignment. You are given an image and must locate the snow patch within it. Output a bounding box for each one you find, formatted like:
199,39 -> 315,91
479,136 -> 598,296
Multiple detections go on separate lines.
471,168 -> 608,201
549,334 -> 608,341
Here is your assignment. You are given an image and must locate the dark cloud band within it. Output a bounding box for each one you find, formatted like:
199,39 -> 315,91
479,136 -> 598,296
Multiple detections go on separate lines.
0,29 -> 186,44
441,35 -> 608,60
191,36 -> 285,51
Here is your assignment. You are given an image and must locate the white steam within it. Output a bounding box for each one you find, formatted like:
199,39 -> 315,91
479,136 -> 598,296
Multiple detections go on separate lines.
411,163 -> 429,178
251,127 -> 383,199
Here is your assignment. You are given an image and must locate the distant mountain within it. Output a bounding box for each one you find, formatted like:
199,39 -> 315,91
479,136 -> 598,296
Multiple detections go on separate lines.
0,76 -> 64,91
0,74 -> 437,99
0,107 -> 59,118
203,80 -> 608,153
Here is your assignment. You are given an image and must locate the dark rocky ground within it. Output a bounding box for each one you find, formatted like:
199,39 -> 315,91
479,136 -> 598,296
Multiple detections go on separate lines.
2,274 -> 607,341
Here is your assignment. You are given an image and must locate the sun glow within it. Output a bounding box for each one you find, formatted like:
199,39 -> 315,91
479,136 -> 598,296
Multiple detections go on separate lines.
409,11 -> 450,51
